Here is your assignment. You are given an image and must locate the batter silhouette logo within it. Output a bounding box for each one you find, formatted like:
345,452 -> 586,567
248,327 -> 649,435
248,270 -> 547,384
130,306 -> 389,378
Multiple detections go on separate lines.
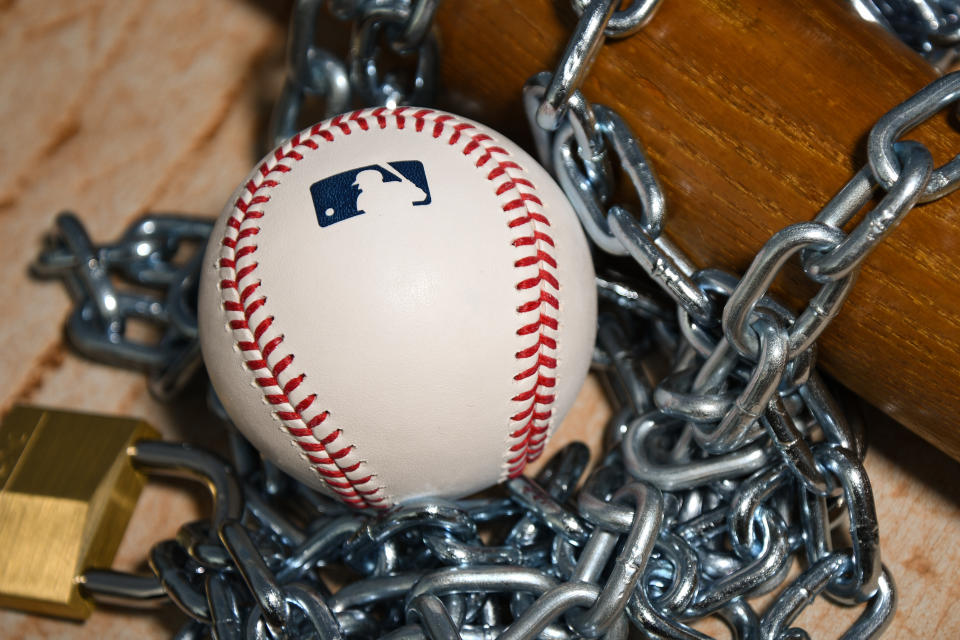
310,160 -> 432,228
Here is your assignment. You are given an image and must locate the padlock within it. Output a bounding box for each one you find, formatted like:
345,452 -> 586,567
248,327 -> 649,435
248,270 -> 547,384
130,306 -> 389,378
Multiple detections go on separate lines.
0,405 -> 159,619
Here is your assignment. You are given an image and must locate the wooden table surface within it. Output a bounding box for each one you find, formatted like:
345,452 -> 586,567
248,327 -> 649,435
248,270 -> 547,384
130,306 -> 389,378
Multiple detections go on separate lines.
0,1 -> 957,638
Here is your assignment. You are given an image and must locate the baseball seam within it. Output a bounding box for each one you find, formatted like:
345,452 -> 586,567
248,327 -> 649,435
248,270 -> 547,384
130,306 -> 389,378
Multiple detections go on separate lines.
217,107 -> 559,508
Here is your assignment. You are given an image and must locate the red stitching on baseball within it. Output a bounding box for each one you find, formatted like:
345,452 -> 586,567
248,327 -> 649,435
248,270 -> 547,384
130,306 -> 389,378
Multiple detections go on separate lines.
218,108 -> 560,504
349,110 -> 370,131
221,229 -> 382,506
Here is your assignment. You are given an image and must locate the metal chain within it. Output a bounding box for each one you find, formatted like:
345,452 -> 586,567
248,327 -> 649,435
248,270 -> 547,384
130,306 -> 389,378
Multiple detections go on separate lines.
268,0 -> 439,148
32,212 -> 211,400
851,0 -> 960,70
33,0 -> 960,638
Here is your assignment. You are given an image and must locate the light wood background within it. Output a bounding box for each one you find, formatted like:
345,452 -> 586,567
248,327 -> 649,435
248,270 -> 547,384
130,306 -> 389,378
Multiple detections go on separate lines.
0,1 -> 957,638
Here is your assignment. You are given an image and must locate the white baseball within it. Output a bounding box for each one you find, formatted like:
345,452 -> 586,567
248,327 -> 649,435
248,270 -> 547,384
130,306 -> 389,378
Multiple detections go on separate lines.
199,107 -> 596,509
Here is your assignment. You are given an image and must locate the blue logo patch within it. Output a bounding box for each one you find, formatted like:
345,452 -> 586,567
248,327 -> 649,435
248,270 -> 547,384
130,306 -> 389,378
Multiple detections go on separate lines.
310,160 -> 431,228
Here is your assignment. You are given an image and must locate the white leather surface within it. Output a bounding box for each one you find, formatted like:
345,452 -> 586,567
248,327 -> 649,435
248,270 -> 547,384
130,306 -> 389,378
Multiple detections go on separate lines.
199,109 -> 596,507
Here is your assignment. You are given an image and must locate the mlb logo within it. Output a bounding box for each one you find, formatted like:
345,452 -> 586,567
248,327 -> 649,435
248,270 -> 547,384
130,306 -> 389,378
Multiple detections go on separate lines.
310,161 -> 432,228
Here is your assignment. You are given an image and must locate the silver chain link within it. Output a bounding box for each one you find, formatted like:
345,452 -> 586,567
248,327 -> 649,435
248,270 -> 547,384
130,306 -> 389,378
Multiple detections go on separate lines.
32,211 -> 211,400
852,0 -> 960,70
268,0 -> 439,148
33,0 -> 960,637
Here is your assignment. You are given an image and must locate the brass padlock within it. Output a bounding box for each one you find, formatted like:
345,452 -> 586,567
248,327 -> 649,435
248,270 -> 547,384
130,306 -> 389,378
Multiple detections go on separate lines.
0,405 -> 159,619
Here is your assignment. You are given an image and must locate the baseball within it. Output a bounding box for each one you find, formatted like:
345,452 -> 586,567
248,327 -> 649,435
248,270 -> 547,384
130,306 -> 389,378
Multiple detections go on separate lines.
198,107 -> 596,509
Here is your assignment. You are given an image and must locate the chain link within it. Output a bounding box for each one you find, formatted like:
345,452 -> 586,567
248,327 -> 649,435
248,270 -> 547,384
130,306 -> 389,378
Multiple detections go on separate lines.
35,0 -> 960,637
269,0 -> 438,147
569,0 -> 663,38
852,0 -> 960,70
32,212 -> 211,400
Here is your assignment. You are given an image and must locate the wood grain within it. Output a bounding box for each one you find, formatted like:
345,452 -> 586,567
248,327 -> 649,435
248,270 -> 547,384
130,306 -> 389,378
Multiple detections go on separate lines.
435,0 -> 960,462
0,1 -> 957,638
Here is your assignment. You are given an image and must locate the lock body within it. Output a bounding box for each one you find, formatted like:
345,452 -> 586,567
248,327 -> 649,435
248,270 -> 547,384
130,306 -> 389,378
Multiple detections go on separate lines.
0,405 -> 158,619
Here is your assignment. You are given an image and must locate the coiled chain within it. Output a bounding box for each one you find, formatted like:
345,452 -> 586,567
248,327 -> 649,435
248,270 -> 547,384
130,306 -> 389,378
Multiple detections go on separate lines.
33,0 -> 959,638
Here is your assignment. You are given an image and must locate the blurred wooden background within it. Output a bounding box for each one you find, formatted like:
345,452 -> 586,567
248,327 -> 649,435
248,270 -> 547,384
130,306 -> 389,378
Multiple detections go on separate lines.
0,1 -> 957,637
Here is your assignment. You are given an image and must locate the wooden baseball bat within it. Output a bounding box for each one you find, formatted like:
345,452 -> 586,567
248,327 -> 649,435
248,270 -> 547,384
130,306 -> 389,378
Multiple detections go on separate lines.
433,0 -> 960,460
